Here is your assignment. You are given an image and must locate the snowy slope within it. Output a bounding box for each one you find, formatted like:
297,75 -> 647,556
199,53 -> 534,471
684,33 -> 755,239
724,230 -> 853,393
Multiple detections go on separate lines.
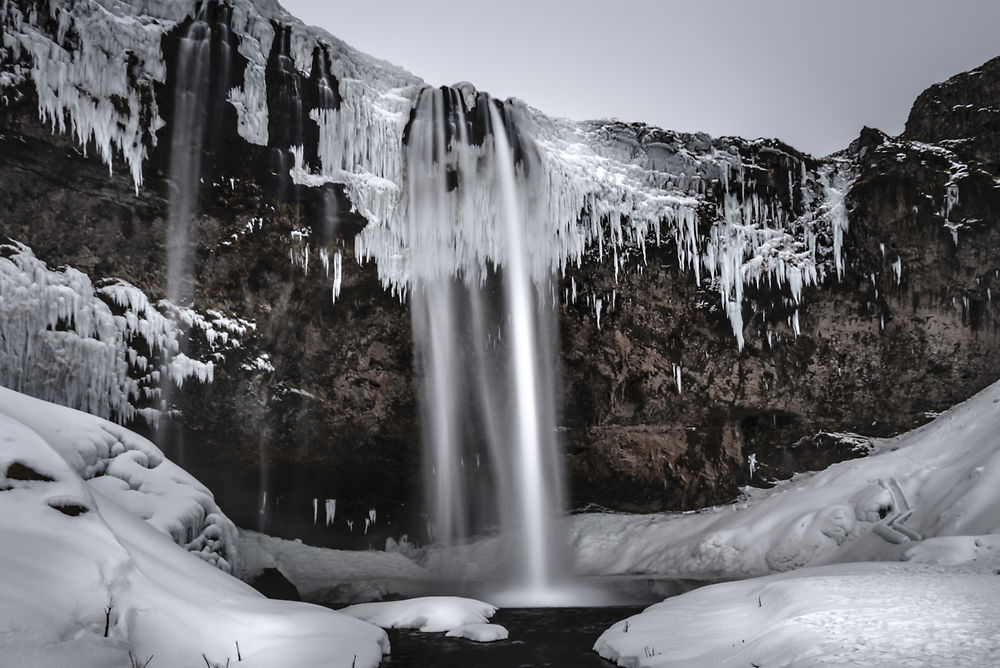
586,379 -> 1000,666
0,387 -> 389,667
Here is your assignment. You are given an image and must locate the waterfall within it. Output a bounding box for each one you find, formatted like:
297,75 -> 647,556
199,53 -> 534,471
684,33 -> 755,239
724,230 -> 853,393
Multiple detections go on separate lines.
166,19 -> 210,308
159,18 -> 211,464
407,88 -> 568,601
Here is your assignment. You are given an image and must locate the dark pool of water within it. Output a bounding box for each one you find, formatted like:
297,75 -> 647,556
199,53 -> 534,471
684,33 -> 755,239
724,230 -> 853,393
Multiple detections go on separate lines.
379,606 -> 645,668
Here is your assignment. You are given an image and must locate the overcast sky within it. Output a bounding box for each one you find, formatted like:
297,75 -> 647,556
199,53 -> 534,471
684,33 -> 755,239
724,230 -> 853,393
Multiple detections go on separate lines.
280,0 -> 1000,157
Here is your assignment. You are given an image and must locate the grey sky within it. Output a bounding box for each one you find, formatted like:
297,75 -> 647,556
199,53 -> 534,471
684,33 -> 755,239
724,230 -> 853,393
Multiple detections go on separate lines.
280,0 -> 1000,157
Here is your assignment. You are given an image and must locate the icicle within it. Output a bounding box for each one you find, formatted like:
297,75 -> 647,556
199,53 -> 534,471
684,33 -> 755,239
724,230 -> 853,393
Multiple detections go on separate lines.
748,453 -> 757,480
325,499 -> 336,526
312,498 -> 318,525
331,251 -> 343,304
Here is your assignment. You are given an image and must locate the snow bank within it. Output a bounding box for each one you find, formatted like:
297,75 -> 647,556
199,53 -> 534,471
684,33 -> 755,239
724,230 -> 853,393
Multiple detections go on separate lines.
340,596 -> 498,633
0,386 -> 388,667
0,385 -> 235,570
594,561 -> 1000,667
237,529 -> 432,604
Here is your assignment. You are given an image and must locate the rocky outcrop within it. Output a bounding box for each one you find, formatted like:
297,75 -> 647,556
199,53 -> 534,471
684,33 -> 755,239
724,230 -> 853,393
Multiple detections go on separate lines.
1,0 -> 998,544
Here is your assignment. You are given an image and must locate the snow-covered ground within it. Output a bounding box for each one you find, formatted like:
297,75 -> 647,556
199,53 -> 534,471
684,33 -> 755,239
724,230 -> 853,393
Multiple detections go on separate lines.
0,387 -> 388,667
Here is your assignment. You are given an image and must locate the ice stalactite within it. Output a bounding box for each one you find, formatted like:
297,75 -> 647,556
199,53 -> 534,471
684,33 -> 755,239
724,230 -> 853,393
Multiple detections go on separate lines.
325,499 -> 336,527
0,0 -> 168,192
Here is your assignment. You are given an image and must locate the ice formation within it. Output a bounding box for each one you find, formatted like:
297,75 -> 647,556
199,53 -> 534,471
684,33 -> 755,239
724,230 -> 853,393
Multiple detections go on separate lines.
0,242 -> 237,423
0,0 -> 865,348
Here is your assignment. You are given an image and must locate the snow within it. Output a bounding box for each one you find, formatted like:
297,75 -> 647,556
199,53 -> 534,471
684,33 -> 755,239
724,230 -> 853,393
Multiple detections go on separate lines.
0,385 -> 389,667
594,561 -> 1000,667
446,623 -> 509,642
340,596 -> 498,634
0,385 -> 237,571
236,529 -> 433,605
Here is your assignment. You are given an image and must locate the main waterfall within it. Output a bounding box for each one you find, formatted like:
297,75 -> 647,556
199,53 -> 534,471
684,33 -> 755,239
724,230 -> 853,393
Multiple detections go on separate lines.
406,87 -> 569,601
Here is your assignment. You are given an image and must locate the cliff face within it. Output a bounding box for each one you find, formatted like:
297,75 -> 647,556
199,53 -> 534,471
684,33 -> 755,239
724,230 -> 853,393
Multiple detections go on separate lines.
1,1 -> 998,545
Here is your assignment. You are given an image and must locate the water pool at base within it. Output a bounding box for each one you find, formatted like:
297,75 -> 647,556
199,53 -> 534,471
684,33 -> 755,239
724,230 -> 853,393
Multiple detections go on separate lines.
379,606 -> 646,668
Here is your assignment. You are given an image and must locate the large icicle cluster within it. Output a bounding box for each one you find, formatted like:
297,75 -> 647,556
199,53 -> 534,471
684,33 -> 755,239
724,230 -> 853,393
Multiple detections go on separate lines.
0,0 -> 173,191
0,0 -> 860,347
0,242 -> 237,423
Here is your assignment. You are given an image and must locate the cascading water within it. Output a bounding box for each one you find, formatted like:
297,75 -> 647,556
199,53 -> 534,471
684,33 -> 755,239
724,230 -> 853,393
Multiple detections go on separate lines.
406,88 -> 569,602
159,17 -> 211,466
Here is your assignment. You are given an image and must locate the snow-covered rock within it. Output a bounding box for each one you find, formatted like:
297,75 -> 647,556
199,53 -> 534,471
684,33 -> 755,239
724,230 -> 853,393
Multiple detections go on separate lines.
339,596 -> 498,634
567,376 -> 1000,579
446,623 -> 509,643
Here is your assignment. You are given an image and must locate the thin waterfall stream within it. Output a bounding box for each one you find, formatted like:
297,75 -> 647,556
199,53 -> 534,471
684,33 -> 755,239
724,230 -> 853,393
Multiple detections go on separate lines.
158,17 -> 212,467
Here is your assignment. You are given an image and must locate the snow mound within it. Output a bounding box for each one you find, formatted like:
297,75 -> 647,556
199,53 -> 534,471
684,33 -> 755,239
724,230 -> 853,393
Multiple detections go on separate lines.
446,623 -> 509,643
340,596 -> 498,633
570,377 -> 1000,579
0,386 -> 388,667
594,561 -> 1000,667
